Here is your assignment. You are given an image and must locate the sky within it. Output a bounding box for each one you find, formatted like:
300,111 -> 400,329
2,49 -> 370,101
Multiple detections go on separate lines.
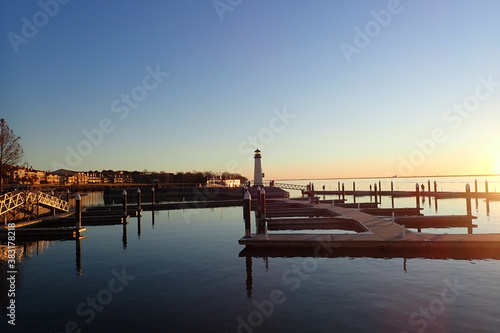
1,0 -> 500,181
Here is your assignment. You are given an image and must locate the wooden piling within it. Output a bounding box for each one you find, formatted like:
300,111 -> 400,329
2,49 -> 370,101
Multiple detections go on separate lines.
378,180 -> 381,192
485,180 -> 489,193
151,187 -> 155,209
122,190 -> 127,217
465,184 -> 472,217
434,180 -> 437,193
243,191 -> 252,238
260,187 -> 266,215
474,179 -> 478,193
137,188 -> 141,213
353,181 -> 356,193
342,183 -> 345,201
391,181 -> 394,193
51,190 -> 56,216
257,186 -> 262,207
416,183 -> 420,211
427,180 -> 431,194
374,183 -> 378,204
75,193 -> 82,231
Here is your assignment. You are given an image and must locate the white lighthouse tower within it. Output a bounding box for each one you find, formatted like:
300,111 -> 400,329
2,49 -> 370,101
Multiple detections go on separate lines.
253,149 -> 264,187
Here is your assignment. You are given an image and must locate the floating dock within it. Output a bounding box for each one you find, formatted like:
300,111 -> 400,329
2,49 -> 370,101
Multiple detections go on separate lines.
239,198 -> 500,259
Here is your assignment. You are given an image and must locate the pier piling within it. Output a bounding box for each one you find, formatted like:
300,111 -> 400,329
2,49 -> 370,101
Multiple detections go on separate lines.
465,184 -> 472,217
260,187 -> 266,215
122,190 -> 127,217
151,187 -> 155,209
342,183 -> 345,201
137,188 -> 141,213
485,180 -> 489,194
416,183 -> 420,211
374,183 -> 378,204
243,191 -> 252,238
75,193 -> 82,231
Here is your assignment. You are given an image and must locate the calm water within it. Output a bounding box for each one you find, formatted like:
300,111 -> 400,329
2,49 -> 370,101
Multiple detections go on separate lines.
1,176 -> 500,332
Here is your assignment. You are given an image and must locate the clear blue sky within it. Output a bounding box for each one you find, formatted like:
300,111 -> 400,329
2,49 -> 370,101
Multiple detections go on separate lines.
1,0 -> 500,180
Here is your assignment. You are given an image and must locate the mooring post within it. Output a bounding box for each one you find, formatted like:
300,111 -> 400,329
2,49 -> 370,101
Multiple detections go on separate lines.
465,184 -> 472,217
434,180 -> 437,193
75,193 -> 82,232
474,179 -> 478,193
353,181 -> 356,194
342,183 -> 345,201
257,186 -> 262,208
51,190 -> 56,216
416,183 -> 420,210
66,189 -> 70,205
151,187 -> 155,209
391,181 -> 394,193
122,190 -> 127,217
137,188 -> 141,213
243,191 -> 252,238
485,180 -> 489,194
378,180 -> 381,192
374,183 -> 378,204
427,180 -> 431,194
260,187 -> 266,216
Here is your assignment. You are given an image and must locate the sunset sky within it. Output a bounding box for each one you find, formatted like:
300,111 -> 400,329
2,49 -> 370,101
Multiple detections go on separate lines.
1,1 -> 500,180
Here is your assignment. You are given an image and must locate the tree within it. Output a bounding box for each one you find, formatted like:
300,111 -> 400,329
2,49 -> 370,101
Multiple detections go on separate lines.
0,119 -> 24,190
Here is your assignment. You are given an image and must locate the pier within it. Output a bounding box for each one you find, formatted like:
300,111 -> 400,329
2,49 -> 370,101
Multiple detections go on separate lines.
239,183 -> 500,259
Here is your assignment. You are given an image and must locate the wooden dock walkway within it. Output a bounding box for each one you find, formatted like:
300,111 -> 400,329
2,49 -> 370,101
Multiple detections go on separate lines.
239,200 -> 500,257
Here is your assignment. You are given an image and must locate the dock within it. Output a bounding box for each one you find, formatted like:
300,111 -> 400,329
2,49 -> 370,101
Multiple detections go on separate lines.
239,190 -> 500,259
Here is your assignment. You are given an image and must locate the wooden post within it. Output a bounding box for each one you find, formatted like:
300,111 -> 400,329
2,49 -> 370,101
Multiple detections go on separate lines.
257,186 -> 262,208
465,184 -> 472,217
260,187 -> 266,215
137,188 -> 141,213
66,189 -> 70,206
151,187 -> 155,209
75,193 -> 82,232
427,180 -> 431,194
342,183 -> 345,201
391,181 -> 394,193
474,179 -> 478,193
374,183 -> 378,204
466,184 -> 472,234
485,180 -> 489,193
434,180 -> 437,193
51,190 -> 56,216
416,183 -> 420,211
378,180 -> 381,192
338,181 -> 340,191
122,190 -> 127,217
243,191 -> 252,238
353,181 -> 356,193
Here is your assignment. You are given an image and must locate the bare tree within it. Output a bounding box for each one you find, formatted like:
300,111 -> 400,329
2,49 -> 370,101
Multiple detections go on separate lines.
0,119 -> 24,190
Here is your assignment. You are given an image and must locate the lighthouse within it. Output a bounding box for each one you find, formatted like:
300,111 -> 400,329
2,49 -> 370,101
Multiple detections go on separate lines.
253,149 -> 264,187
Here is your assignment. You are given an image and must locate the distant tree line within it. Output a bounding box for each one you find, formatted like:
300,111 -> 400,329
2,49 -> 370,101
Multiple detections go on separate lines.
94,170 -> 248,185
